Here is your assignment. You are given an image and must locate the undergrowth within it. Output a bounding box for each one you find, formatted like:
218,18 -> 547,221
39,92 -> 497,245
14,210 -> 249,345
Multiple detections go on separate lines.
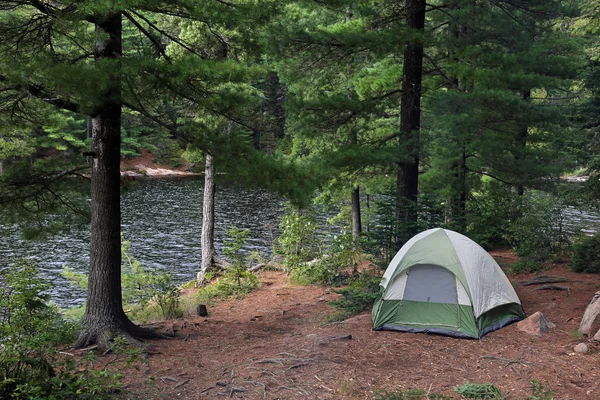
375,379 -> 553,400
196,270 -> 260,305
0,260 -> 139,399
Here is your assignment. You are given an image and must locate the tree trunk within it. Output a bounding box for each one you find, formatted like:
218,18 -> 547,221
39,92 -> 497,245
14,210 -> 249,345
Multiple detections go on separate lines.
514,89 -> 530,196
197,152 -> 216,286
396,0 -> 426,249
351,186 -> 361,241
75,13 -> 151,349
445,149 -> 467,232
0,159 -> 3,175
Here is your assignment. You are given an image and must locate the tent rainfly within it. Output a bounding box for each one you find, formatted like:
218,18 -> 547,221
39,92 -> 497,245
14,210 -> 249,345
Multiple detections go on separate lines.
372,228 -> 525,338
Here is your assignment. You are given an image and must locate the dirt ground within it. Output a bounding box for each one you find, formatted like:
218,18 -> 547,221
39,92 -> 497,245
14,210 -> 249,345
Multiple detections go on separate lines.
118,252 -> 600,399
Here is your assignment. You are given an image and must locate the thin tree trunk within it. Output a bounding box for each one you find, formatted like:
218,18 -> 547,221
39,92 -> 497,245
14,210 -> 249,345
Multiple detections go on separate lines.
197,152 -> 216,286
514,89 -> 530,196
0,159 -> 3,175
75,13 -> 151,349
351,186 -> 361,241
396,0 -> 426,249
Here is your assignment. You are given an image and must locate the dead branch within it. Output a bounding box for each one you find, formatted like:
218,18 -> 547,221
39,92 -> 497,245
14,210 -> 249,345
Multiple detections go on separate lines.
519,276 -> 571,286
479,355 -> 529,368
535,284 -> 571,296
173,379 -> 190,389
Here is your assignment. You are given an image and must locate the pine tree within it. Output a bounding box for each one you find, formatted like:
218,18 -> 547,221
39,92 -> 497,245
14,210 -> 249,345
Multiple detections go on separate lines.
0,0 -> 274,348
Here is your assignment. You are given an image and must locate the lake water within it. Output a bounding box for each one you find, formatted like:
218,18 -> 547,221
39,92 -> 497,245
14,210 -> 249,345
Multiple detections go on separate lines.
1,178 -> 286,306
2,178 -> 600,307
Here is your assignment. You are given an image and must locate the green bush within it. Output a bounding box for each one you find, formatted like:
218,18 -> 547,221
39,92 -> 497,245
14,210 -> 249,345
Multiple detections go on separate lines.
0,260 -> 124,399
329,272 -> 382,316
468,181 -> 571,273
274,204 -> 320,272
290,232 -> 359,286
64,239 -> 182,320
453,382 -> 505,399
571,233 -> 600,273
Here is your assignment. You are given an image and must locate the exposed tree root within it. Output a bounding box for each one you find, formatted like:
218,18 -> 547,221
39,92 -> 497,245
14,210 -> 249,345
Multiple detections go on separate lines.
73,316 -> 174,351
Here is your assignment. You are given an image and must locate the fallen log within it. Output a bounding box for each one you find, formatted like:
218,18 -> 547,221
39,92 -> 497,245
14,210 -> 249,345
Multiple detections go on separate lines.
578,291 -> 600,336
519,276 -> 571,286
535,284 -> 571,296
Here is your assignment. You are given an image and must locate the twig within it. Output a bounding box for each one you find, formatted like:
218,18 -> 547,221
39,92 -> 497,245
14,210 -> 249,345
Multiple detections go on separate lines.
320,321 -> 346,328
200,386 -> 214,394
287,363 -> 309,370
160,376 -> 178,382
173,379 -> 190,389
479,355 -> 529,368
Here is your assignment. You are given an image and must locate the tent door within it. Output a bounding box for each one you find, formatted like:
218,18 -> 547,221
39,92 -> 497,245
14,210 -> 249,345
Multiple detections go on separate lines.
400,264 -> 460,328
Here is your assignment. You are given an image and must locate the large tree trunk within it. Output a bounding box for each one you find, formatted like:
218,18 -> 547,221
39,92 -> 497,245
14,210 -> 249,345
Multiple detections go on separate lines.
75,13 -> 150,349
395,0 -> 426,249
197,152 -> 216,286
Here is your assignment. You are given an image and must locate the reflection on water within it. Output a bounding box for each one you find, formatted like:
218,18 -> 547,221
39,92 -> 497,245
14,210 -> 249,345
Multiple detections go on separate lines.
0,178 -> 284,306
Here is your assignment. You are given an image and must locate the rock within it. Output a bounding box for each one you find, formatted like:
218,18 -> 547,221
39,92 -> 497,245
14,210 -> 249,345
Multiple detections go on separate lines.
574,343 -> 589,354
517,311 -> 556,336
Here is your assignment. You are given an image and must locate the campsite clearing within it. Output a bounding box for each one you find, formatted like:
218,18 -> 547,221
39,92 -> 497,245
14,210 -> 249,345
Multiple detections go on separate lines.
120,251 -> 600,399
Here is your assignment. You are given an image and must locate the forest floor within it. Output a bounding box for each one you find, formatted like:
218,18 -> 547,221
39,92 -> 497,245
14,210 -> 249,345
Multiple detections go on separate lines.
113,251 -> 600,400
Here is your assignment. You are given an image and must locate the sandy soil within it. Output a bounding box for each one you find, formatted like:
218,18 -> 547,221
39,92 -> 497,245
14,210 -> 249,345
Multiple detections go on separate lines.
116,252 -> 600,399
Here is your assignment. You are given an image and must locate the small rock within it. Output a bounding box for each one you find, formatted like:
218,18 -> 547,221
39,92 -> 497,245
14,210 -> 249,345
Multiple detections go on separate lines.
574,343 -> 589,354
517,311 -> 556,336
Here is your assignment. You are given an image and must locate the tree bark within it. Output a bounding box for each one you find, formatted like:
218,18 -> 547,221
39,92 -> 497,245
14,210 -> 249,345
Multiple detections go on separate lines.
514,89 -> 530,196
396,0 -> 425,249
75,13 -> 151,349
351,186 -> 361,241
197,152 -> 216,286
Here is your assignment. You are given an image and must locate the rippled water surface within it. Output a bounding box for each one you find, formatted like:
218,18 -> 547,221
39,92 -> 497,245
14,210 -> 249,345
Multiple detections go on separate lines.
3,178 -> 600,307
1,178 -> 285,306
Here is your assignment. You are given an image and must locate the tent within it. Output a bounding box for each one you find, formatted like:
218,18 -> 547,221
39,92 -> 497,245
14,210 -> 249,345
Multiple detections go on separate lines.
372,228 -> 525,338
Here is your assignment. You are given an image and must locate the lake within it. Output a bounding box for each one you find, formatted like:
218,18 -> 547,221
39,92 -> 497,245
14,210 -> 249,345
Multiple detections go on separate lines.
0,178 -> 286,306
2,178 -> 600,307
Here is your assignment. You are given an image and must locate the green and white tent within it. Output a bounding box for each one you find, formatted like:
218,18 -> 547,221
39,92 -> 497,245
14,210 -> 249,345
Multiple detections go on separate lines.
372,228 -> 525,338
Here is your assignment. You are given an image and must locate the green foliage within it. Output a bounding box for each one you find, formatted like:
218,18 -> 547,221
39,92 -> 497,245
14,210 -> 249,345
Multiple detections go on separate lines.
64,239 -> 182,320
525,379 -> 553,400
571,233 -> 600,273
329,272 -> 382,316
0,260 -> 124,399
467,181 -> 571,272
224,226 -> 250,268
290,232 -> 359,285
274,204 -> 320,272
196,270 -> 260,304
453,383 -> 505,399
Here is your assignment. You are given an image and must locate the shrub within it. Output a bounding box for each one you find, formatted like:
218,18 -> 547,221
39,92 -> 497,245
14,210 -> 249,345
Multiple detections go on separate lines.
290,232 -> 359,286
571,233 -> 600,273
274,204 -> 320,272
64,238 -> 182,320
453,382 -> 505,399
329,272 -> 382,316
0,260 -> 123,399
